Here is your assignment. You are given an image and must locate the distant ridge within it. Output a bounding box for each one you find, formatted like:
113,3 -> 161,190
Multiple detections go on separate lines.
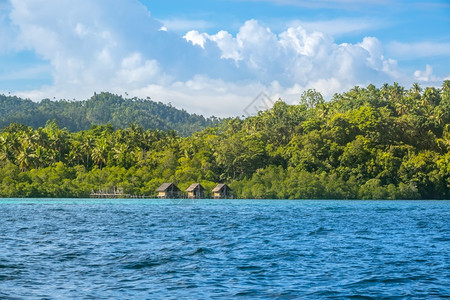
0,92 -> 220,136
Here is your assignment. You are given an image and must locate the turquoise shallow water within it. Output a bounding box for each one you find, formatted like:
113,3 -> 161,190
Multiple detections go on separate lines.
0,199 -> 449,299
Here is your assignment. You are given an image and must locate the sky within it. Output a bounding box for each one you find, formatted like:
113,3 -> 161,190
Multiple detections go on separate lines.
0,0 -> 449,117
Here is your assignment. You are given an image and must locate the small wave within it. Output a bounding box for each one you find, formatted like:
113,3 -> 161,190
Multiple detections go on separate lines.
416,221 -> 429,228
357,236 -> 376,241
0,264 -> 22,281
236,265 -> 265,275
49,208 -> 66,212
187,247 -> 213,256
0,293 -> 22,300
0,263 -> 24,271
345,275 -> 424,289
345,276 -> 382,287
382,275 -> 426,284
345,295 -> 376,299
308,226 -> 332,236
234,289 -> 260,297
59,252 -> 85,262
374,207 -> 398,212
323,207 -> 347,212
433,236 -> 450,242
122,255 -> 175,270
0,274 -> 13,281
236,265 -> 263,271
124,260 -> 162,269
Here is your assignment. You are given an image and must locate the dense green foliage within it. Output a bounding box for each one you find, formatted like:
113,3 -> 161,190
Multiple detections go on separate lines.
0,92 -> 219,136
1,82 -> 449,199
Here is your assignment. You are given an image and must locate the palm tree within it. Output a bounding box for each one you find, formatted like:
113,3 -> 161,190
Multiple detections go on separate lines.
112,143 -> 134,168
412,82 -> 422,94
80,136 -> 95,169
19,128 -> 34,147
433,107 -> 445,127
68,141 -> 84,166
380,83 -> 390,102
422,87 -> 440,107
385,83 -> 407,115
395,97 -> 411,116
442,80 -> 450,101
32,128 -> 50,148
92,139 -> 109,169
1,132 -> 21,163
127,123 -> 145,149
34,145 -> 47,169
0,136 -> 8,163
390,83 -> 405,102
16,145 -> 37,171
44,121 -> 69,163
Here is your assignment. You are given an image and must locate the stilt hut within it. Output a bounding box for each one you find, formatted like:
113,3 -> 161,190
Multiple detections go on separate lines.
156,183 -> 180,199
186,183 -> 205,199
212,184 -> 232,199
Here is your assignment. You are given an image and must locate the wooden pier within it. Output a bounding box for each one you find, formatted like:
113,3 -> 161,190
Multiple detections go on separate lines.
90,187 -> 130,198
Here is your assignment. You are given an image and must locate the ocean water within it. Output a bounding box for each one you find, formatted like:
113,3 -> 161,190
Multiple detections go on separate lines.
0,199 -> 448,299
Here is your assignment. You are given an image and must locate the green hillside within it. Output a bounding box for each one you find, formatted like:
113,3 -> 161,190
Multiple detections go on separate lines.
0,92 -> 219,136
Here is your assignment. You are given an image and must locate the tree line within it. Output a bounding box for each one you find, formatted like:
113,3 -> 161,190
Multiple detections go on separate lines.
0,82 -> 449,199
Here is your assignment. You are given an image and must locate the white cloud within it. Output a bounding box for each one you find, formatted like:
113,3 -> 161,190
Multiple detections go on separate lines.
116,53 -> 160,86
184,30 -> 208,48
207,30 -> 242,61
413,64 -> 438,82
200,20 -> 398,89
3,0 -> 445,117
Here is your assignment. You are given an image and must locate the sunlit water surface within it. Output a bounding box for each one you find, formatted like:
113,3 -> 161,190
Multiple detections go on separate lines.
0,199 -> 449,299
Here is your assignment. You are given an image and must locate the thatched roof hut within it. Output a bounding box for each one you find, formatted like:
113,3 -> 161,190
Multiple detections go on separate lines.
212,184 -> 232,199
186,183 -> 205,199
156,183 -> 180,199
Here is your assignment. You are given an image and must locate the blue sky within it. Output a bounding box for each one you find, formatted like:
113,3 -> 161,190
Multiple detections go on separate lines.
0,0 -> 449,116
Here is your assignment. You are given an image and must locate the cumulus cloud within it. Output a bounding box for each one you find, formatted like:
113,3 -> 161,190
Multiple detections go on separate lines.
413,65 -> 438,82
186,20 -> 398,94
183,30 -> 208,48
2,0 -> 433,116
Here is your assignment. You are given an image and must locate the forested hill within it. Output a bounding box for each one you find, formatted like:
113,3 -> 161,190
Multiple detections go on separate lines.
0,82 -> 449,199
0,92 -> 219,136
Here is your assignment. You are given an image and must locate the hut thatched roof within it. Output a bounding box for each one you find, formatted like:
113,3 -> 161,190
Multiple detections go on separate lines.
212,183 -> 231,192
156,183 -> 179,192
186,183 -> 204,192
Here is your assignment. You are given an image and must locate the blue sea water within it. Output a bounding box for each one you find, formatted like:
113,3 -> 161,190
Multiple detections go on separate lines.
0,199 -> 448,299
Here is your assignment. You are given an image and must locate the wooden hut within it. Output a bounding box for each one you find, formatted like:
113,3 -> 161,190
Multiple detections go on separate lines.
185,183 -> 205,199
156,183 -> 180,199
212,184 -> 232,199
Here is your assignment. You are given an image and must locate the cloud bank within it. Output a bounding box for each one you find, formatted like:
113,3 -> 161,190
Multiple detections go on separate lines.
2,0 -> 445,116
